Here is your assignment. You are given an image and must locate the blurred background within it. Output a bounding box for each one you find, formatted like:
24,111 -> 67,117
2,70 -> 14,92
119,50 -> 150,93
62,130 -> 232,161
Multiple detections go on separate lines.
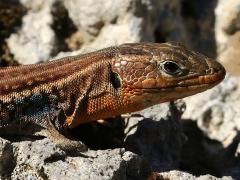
0,0 -> 239,179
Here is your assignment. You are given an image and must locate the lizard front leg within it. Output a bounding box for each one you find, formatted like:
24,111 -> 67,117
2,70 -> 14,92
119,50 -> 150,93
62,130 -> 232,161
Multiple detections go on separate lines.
0,106 -> 88,155
31,107 -> 88,154
36,121 -> 88,155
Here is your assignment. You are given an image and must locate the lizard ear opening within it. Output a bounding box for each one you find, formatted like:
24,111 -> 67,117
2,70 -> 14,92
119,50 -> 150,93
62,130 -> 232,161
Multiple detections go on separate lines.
110,71 -> 122,89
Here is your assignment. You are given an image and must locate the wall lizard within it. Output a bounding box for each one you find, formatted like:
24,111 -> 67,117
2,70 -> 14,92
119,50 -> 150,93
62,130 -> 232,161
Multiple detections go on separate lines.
0,42 -> 226,152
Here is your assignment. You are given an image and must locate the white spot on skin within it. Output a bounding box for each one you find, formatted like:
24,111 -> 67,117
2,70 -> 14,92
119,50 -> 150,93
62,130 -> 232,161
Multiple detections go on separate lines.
114,62 -> 121,67
121,61 -> 127,65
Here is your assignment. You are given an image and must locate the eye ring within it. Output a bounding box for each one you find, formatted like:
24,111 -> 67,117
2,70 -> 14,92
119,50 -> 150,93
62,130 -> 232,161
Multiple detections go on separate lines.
160,61 -> 182,75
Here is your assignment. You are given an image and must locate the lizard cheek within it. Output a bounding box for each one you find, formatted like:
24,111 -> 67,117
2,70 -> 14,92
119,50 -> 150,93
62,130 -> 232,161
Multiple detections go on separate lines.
142,79 -> 157,88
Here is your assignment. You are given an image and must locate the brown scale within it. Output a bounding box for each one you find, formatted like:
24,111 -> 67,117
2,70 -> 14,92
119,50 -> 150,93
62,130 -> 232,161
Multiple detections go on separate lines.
0,51 -> 115,101
0,109 -> 10,127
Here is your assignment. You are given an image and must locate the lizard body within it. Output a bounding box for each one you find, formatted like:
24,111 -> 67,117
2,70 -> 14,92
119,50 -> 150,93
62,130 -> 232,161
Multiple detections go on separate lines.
0,42 -> 226,151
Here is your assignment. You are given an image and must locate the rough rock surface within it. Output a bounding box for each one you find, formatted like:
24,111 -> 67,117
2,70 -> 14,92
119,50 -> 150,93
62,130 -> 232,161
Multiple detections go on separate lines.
0,138 -> 15,178
183,76 -> 240,144
7,0 -> 57,64
215,0 -> 240,75
0,138 -> 149,180
0,0 -> 240,179
0,0 -> 26,66
150,171 -> 233,180
63,0 -> 185,51
125,102 -> 186,171
181,0 -> 240,178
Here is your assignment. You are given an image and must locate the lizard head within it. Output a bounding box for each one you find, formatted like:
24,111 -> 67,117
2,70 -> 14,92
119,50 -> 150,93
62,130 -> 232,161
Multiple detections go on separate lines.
111,42 -> 226,111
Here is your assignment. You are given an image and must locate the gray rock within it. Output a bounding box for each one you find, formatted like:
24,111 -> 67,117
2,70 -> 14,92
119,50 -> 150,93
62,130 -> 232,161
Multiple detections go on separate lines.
218,32 -> 240,76
183,75 -> 240,145
9,138 -> 148,180
125,102 -> 186,171
182,75 -> 240,178
7,0 -> 56,64
11,138 -> 66,179
0,138 -> 15,178
215,0 -> 240,75
236,143 -> 240,156
155,170 -> 233,180
215,0 -> 240,53
43,149 -> 127,180
63,0 -> 185,51
122,151 -> 149,179
212,4 -> 240,178
6,0 -> 186,64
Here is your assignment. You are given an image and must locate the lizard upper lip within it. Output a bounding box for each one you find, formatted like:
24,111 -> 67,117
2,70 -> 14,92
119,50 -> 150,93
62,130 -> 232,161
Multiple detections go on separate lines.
178,68 -> 226,87
140,79 -> 223,94
139,67 -> 226,93
177,59 -> 226,87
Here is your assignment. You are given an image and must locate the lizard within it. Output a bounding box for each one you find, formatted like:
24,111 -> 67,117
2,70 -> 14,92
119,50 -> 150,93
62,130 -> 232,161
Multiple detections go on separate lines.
0,42 -> 226,152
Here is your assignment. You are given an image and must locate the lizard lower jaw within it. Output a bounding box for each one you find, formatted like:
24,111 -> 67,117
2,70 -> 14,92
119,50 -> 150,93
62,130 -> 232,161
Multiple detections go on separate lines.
141,73 -> 225,93
137,81 -> 222,105
139,72 -> 225,102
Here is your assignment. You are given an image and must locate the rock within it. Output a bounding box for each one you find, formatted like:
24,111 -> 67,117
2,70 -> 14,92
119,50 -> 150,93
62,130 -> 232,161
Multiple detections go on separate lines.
180,0 -> 217,57
43,149 -> 126,180
9,138 -> 148,180
215,0 -> 240,53
7,0 -> 57,64
182,75 -> 240,177
222,140 -> 240,179
0,138 -> 15,178
149,170 -> 233,180
215,0 -> 240,75
125,102 -> 186,171
176,0 -> 240,177
236,142 -> 240,156
0,1 -> 26,66
218,32 -> 240,76
63,0 -> 184,51
183,75 -> 240,144
6,0 -> 186,64
157,8 -> 240,168
122,151 -> 150,179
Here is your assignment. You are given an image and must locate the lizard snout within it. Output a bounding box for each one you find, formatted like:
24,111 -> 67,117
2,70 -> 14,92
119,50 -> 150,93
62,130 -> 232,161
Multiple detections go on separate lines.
204,58 -> 226,83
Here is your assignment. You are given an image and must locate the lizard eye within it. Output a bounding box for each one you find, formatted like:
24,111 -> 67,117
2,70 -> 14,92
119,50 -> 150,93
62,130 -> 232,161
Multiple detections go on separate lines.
110,71 -> 122,89
161,61 -> 181,75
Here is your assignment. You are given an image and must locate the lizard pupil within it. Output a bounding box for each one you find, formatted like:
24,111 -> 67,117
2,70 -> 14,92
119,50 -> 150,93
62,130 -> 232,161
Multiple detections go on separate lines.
110,71 -> 122,89
162,61 -> 181,75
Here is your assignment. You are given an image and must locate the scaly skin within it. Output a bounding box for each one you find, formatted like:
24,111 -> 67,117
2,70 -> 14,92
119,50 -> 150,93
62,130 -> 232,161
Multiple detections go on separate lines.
66,42 -> 226,128
0,42 -> 225,151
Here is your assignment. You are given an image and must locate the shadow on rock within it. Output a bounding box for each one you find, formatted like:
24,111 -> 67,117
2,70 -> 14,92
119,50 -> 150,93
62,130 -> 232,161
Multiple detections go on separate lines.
124,102 -> 186,172
125,117 -> 185,171
70,116 -> 126,150
180,119 -> 240,178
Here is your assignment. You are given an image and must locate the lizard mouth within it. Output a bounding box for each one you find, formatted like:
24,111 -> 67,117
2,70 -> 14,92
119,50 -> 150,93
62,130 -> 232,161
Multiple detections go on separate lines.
176,68 -> 225,89
141,67 -> 226,94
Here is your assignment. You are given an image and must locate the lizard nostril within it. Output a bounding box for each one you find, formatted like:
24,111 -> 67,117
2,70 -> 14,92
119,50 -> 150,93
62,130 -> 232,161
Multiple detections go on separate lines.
206,59 -> 226,74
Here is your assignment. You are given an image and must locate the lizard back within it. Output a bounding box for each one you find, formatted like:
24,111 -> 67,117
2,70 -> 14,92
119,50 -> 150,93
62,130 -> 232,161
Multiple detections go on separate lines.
0,47 -> 116,128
